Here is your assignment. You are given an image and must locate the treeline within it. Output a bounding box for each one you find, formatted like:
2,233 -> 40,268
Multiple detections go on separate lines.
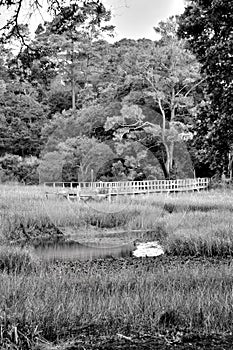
0,0 -> 232,184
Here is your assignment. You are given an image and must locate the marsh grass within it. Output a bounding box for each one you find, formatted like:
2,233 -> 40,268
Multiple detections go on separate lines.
2,185 -> 233,347
1,260 -> 233,347
0,245 -> 39,273
1,185 -> 233,257
0,185 -> 168,242
163,210 -> 233,257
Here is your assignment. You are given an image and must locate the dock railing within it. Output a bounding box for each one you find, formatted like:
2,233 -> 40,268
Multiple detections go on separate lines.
44,178 -> 210,196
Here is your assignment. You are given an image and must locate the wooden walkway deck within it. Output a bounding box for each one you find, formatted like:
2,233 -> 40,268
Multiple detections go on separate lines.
44,178 -> 210,201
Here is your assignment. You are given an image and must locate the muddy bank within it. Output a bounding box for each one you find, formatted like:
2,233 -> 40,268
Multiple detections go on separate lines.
8,222 -> 64,244
50,254 -> 233,274
39,331 -> 233,350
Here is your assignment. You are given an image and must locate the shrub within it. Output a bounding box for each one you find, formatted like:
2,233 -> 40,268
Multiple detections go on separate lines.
0,154 -> 39,185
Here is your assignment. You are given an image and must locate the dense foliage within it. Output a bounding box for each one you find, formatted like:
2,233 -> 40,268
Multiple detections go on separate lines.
178,0 -> 233,175
0,0 -> 232,183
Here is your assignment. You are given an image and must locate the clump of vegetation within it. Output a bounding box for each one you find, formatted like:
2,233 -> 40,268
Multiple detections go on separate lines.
164,218 -> 233,257
137,224 -> 169,244
165,235 -> 233,257
0,245 -> 39,273
83,209 -> 141,229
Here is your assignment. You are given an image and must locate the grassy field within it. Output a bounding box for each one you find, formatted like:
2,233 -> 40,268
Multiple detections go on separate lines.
1,184 -> 233,349
1,184 -> 233,256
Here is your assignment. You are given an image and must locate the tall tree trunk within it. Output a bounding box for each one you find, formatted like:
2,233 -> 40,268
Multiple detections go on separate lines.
158,98 -> 166,142
160,159 -> 170,179
171,87 -> 176,121
169,141 -> 174,172
169,87 -> 176,177
71,37 -> 76,110
158,98 -> 174,178
164,143 -> 171,179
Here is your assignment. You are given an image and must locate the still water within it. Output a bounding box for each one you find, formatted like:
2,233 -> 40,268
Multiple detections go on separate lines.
34,241 -> 135,261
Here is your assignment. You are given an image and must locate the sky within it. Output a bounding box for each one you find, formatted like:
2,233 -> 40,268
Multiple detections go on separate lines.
102,0 -> 185,41
0,0 -> 185,42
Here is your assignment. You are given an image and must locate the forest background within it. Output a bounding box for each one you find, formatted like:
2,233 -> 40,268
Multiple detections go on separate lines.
0,0 -> 232,184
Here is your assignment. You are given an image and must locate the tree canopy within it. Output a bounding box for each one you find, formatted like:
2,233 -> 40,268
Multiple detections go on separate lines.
0,0 -> 111,44
178,0 -> 233,175
0,1 -> 232,183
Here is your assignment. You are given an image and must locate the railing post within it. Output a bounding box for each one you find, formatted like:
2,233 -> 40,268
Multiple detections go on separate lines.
108,187 -> 112,203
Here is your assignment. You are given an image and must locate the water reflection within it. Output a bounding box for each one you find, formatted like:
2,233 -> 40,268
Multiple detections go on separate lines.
34,241 -> 134,261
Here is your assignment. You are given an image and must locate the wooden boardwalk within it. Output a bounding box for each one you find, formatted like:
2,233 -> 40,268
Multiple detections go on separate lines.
44,178 -> 210,201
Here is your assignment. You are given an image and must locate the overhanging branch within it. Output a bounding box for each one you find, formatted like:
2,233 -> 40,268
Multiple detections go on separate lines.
184,77 -> 207,97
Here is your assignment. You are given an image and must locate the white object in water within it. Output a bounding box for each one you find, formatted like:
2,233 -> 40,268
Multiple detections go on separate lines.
133,241 -> 164,257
